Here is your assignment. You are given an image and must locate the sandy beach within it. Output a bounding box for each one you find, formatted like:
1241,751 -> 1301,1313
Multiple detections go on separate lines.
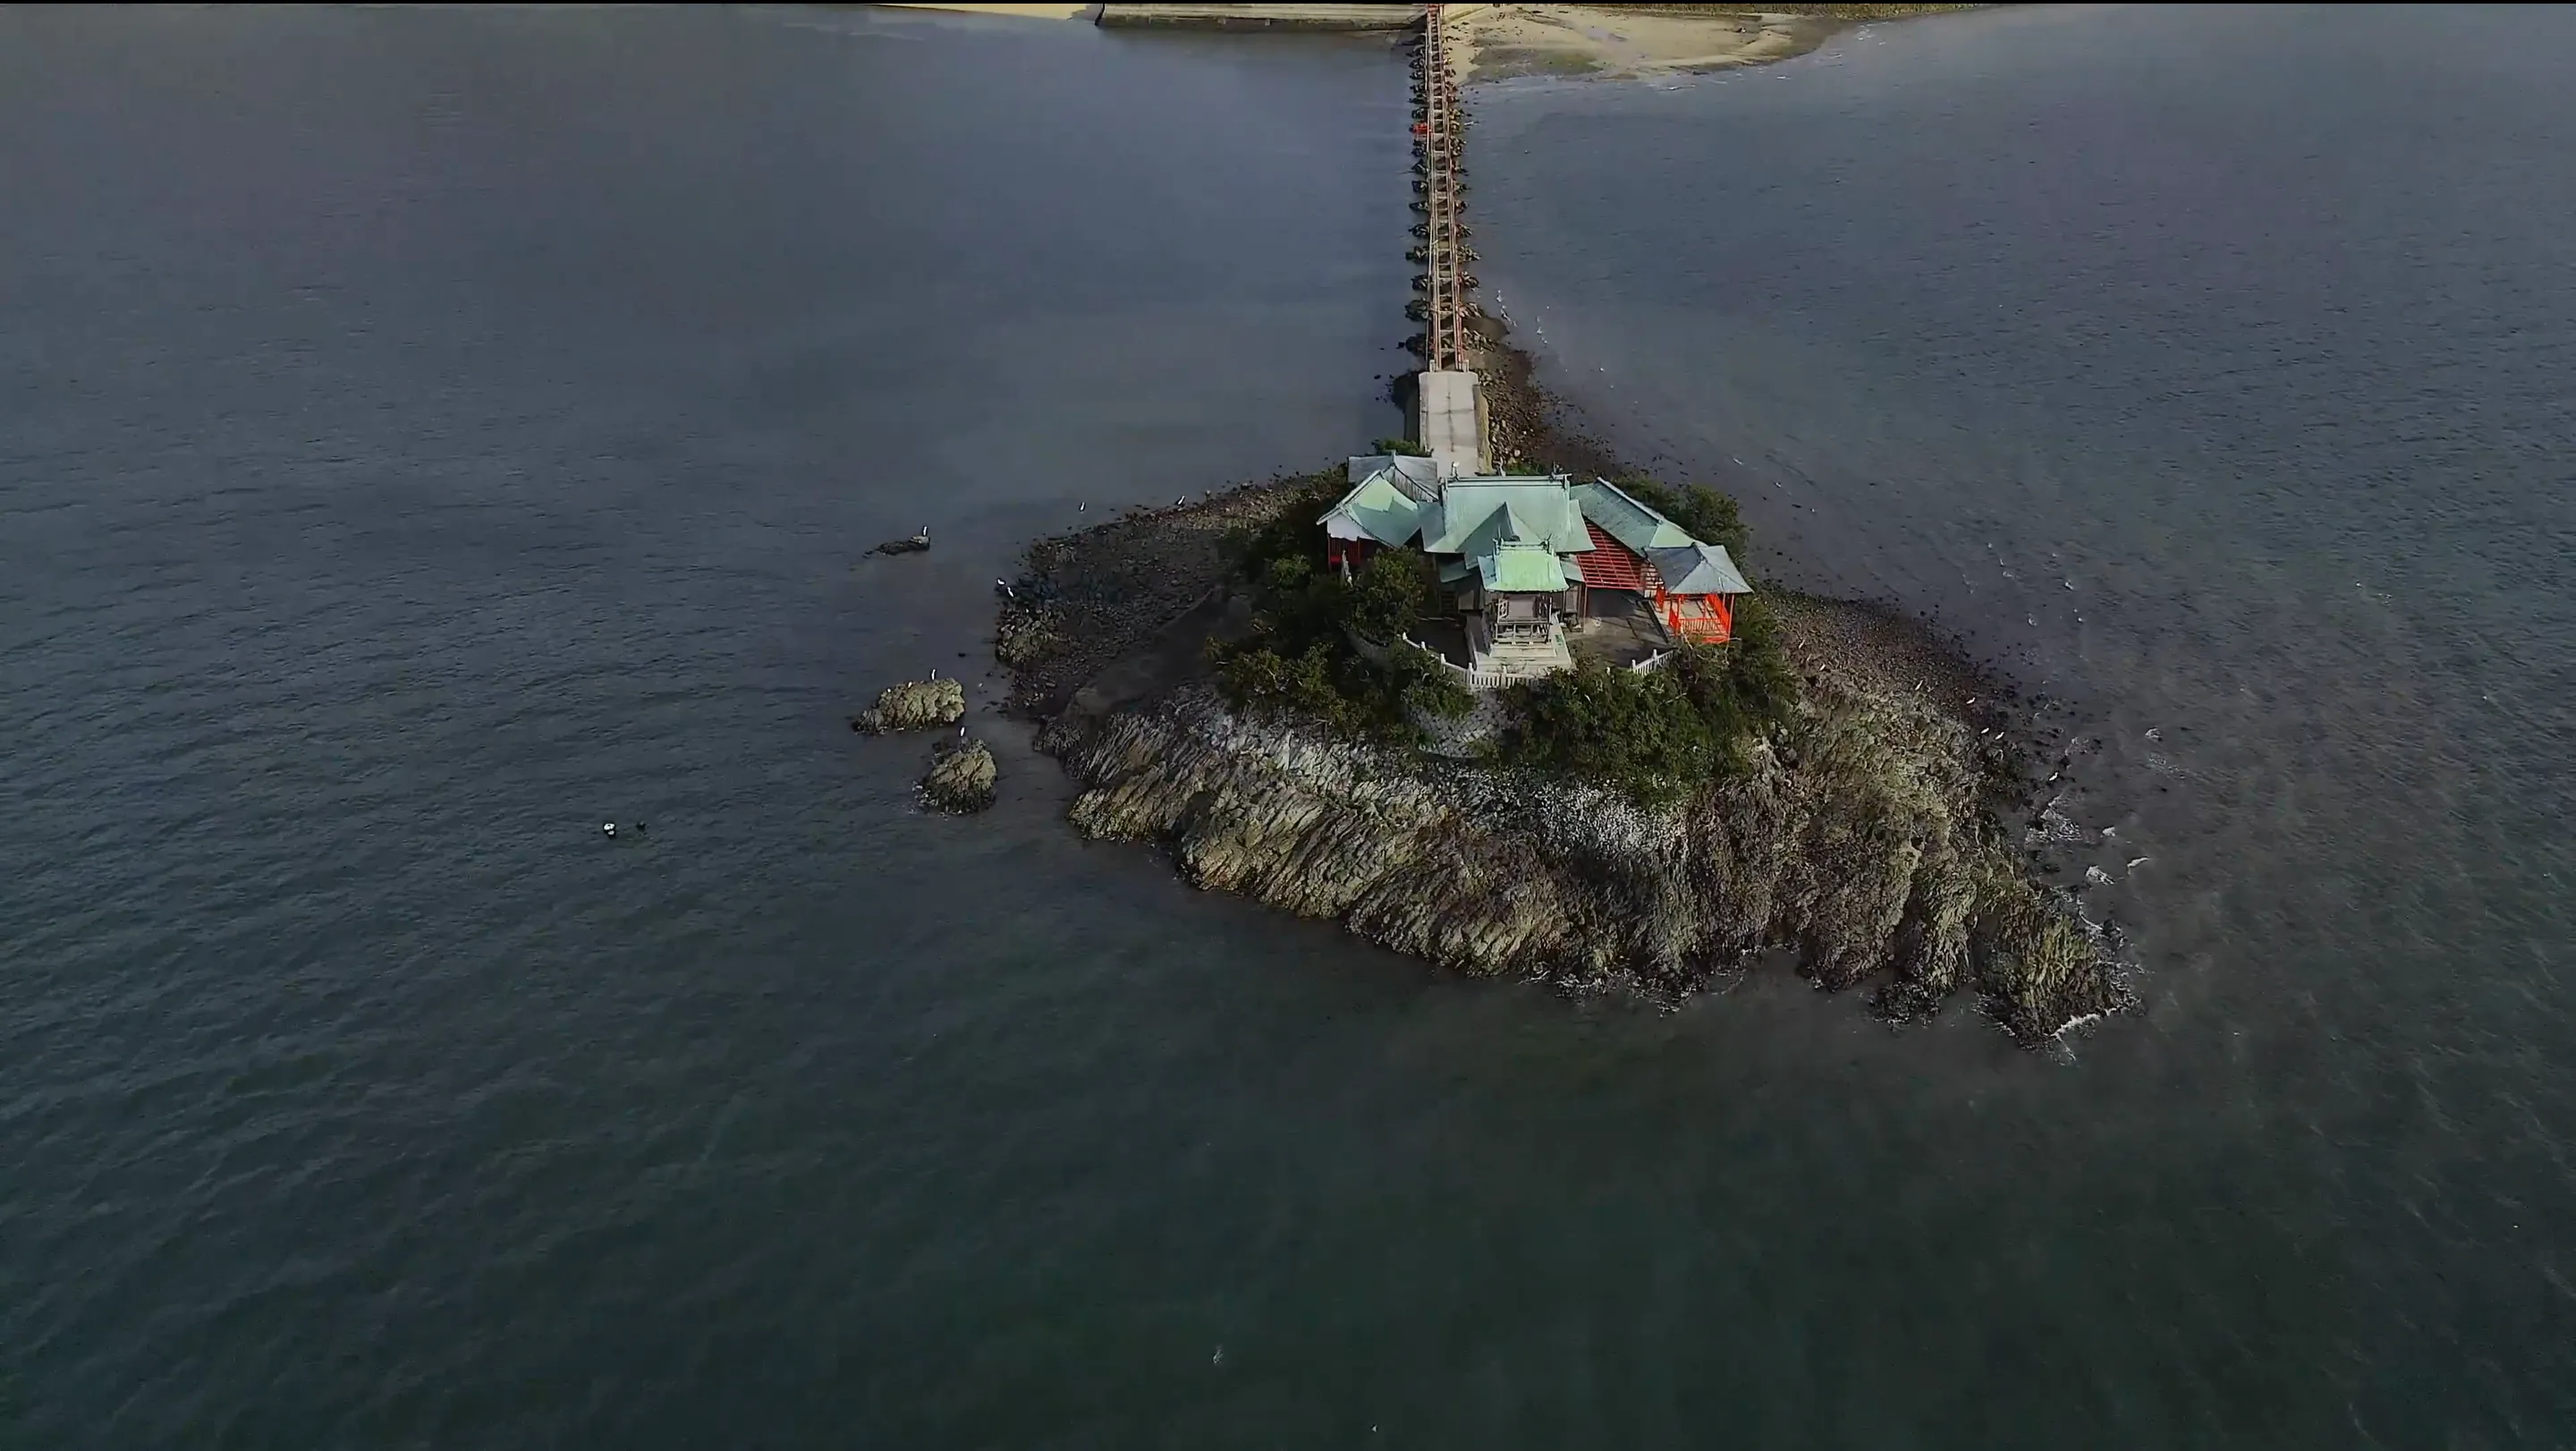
1446,5 -> 1863,81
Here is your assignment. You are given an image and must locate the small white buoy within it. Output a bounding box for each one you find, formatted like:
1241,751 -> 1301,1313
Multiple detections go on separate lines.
603,822 -> 616,837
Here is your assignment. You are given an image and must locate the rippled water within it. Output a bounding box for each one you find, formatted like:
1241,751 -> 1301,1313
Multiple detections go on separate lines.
4,4 -> 2572,1447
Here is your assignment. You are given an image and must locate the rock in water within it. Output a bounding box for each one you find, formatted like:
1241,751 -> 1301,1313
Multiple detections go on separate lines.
993,600 -> 1061,669
920,739 -> 997,813
849,678 -> 967,734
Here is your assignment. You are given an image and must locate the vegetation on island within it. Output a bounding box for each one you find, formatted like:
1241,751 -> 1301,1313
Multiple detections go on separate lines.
1496,605 -> 1794,803
1210,467 -> 1800,805
1210,473 -> 1473,743
1494,479 -> 1790,802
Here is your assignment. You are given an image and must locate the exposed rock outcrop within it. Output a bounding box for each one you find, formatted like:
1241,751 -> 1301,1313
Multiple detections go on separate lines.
920,739 -> 997,814
850,678 -> 966,734
1046,666 -> 2119,1046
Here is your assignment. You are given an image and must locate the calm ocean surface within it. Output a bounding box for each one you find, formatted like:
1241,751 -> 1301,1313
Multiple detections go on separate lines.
4,4 -> 2572,1447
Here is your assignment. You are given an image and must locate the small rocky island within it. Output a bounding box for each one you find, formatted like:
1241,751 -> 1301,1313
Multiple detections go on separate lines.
991,453 -> 2128,1047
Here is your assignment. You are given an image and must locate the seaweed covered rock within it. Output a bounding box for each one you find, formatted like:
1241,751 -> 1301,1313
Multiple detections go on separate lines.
994,601 -> 1061,669
850,678 -> 966,734
920,739 -> 997,813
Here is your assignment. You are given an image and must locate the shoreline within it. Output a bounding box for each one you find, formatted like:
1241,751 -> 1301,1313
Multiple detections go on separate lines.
1446,4 -> 1987,84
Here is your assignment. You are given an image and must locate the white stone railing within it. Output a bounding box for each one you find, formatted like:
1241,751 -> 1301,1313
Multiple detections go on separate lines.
1351,629 -> 1546,692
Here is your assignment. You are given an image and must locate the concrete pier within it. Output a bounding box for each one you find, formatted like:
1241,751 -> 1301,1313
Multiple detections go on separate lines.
1415,369 -> 1484,475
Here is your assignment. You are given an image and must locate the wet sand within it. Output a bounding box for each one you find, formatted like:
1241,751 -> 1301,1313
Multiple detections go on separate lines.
1446,5 -> 1839,82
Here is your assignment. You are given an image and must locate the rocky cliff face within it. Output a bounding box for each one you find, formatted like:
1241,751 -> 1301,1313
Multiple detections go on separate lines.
1046,668 -> 2116,1045
1002,484 -> 2125,1047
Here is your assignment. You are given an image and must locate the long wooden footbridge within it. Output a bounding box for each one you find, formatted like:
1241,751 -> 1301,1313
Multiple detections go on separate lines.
1411,4 -> 1486,472
1415,5 -> 1470,373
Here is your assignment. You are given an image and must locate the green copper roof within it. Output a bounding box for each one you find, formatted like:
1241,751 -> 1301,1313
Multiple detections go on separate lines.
1646,543 -> 1752,597
1571,479 -> 1696,556
1345,454 -> 1443,500
1318,473 -> 1427,548
1478,539 -> 1569,593
1419,477 -> 1591,555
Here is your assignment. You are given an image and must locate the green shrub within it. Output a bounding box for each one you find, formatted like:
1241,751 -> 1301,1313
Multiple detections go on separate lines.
1213,632 -> 1470,742
1498,624 -> 1796,802
1499,660 -> 1717,803
1370,436 -> 1432,457
1343,548 -> 1439,641
1209,474 -> 1465,742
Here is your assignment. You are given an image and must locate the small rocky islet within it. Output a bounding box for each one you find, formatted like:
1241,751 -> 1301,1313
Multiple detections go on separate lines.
847,675 -> 997,815
982,457 -> 2127,1048
848,677 -> 964,734
919,736 -> 997,814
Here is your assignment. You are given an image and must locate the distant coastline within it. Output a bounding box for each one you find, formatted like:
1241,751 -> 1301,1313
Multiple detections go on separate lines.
863,3 -> 1988,70
869,3 -> 1097,18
